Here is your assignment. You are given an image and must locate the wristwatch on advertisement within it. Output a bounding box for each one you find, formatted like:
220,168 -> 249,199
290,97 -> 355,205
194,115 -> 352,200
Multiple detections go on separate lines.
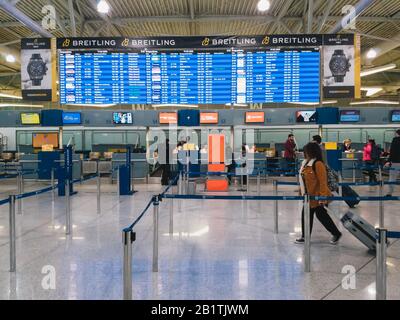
329,49 -> 351,83
27,53 -> 47,86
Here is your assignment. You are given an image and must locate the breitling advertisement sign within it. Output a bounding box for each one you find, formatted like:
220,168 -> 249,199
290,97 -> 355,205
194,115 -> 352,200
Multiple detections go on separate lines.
21,38 -> 57,101
323,34 -> 361,99
56,35 -> 325,49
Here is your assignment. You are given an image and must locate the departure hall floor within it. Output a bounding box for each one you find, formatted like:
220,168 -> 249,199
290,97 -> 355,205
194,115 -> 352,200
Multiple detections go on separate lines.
0,178 -> 399,300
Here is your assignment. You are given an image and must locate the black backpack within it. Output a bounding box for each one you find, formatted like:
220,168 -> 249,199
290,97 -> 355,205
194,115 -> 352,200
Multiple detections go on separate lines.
371,145 -> 381,161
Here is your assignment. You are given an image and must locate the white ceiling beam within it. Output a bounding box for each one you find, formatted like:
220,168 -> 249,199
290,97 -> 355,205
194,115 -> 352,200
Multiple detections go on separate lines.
0,0 -> 53,37
47,0 -> 68,37
316,0 -> 335,33
189,0 -> 195,20
68,0 -> 77,37
307,0 -> 313,34
1,15 -> 400,28
329,0 -> 375,33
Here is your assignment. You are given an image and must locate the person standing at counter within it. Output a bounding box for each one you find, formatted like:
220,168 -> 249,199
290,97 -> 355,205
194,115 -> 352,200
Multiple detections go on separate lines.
385,129 -> 400,196
363,139 -> 380,183
342,139 -> 353,152
284,134 -> 296,174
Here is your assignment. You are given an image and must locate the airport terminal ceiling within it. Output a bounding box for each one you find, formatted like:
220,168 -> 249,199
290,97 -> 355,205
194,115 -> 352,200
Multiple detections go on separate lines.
0,0 -> 400,110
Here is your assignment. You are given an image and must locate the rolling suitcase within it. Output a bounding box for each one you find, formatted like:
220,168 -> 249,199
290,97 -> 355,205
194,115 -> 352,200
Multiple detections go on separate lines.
325,207 -> 377,251
342,185 -> 360,208
340,211 -> 377,251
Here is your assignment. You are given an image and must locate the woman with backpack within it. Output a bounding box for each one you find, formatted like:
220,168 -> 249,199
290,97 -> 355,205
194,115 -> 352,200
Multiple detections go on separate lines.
295,142 -> 342,244
363,139 -> 380,183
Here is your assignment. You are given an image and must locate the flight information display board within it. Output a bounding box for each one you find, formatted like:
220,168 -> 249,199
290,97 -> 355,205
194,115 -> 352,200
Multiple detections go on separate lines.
59,48 -> 320,105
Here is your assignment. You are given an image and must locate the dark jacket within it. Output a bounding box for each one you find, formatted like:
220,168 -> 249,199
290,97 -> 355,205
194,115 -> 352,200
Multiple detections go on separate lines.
284,139 -> 296,159
389,137 -> 400,163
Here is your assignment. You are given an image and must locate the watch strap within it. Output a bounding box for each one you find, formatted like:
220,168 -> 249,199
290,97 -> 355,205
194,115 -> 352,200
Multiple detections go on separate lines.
32,79 -> 41,86
31,53 -> 42,59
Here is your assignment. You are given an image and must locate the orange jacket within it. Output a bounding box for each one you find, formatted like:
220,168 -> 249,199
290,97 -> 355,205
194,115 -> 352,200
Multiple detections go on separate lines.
300,160 -> 332,208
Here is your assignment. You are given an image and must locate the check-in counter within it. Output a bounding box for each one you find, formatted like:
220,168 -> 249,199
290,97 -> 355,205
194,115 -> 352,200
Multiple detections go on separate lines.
111,153 -> 149,180
340,152 -> 363,181
17,152 -> 81,180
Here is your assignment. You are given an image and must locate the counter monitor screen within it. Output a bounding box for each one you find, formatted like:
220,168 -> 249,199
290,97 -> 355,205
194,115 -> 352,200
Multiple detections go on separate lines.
200,112 -> 219,124
340,110 -> 360,122
391,110 -> 400,122
59,48 -> 320,105
21,113 -> 40,125
245,112 -> 265,123
32,133 -> 59,148
296,110 -> 316,123
159,112 -> 177,124
62,112 -> 81,125
113,112 -> 132,124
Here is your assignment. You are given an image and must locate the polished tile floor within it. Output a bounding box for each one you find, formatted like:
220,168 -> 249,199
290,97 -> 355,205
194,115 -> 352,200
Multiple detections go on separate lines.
0,177 -> 399,300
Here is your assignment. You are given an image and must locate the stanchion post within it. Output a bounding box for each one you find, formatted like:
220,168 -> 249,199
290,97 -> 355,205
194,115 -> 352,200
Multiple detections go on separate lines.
352,161 -> 356,183
9,195 -> 16,272
117,167 -> 120,196
338,171 -> 343,197
152,197 -> 159,272
169,191 -> 174,235
51,168 -> 55,202
122,228 -> 135,300
273,180 -> 278,234
379,179 -> 384,228
304,194 -> 311,273
257,171 -> 261,196
376,228 -> 387,300
246,173 -> 249,194
178,171 -> 182,212
97,172 -> 101,214
65,179 -> 71,235
17,172 -> 22,214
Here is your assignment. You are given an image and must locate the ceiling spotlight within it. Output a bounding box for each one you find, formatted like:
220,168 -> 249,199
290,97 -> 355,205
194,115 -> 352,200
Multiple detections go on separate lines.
5,54 -> 15,63
366,48 -> 377,59
257,0 -> 270,12
97,0 -> 110,14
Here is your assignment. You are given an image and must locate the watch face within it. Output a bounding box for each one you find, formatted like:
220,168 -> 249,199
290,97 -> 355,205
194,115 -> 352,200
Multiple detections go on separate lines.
28,61 -> 46,77
329,57 -> 348,74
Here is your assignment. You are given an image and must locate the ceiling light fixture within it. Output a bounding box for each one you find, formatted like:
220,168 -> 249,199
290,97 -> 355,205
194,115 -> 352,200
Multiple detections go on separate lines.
97,0 -> 110,14
366,48 -> 377,59
0,103 -> 43,108
361,87 -> 383,97
361,63 -> 396,77
0,93 -> 22,99
5,54 -> 16,63
289,100 -> 338,106
66,103 -> 116,108
152,104 -> 198,108
350,100 -> 399,105
257,0 -> 271,12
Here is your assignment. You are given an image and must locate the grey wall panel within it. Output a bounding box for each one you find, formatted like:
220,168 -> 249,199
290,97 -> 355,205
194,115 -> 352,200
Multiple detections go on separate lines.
1,107 -> 400,128
0,111 -> 20,127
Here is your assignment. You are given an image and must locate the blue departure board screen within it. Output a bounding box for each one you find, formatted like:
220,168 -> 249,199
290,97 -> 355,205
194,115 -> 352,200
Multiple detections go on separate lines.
59,48 -> 320,105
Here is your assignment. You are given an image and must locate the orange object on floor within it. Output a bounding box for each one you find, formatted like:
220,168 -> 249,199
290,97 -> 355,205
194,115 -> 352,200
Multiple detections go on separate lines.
208,164 -> 225,172
206,178 -> 229,191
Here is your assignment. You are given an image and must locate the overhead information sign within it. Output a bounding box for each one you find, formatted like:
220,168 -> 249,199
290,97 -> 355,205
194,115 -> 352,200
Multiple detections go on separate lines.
59,48 -> 320,105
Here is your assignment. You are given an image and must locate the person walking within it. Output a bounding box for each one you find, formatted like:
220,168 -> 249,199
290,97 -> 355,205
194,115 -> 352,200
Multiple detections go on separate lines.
295,142 -> 342,244
363,139 -> 380,183
284,134 -> 297,175
385,129 -> 400,196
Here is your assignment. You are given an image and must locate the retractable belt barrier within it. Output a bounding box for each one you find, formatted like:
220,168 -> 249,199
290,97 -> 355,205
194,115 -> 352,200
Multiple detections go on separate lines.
122,168 -> 400,300
4,167 -> 114,273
